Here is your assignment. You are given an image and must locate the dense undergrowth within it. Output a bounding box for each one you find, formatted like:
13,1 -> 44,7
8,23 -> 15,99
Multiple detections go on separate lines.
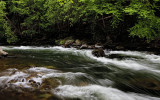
0,0 -> 160,45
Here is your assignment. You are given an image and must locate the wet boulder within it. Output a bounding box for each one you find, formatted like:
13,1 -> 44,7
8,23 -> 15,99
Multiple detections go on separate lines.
0,48 -> 8,57
130,78 -> 160,91
75,39 -> 82,46
55,37 -> 74,47
80,44 -> 88,49
64,40 -> 74,48
88,45 -> 95,49
95,43 -> 103,49
55,39 -> 66,45
92,48 -> 105,57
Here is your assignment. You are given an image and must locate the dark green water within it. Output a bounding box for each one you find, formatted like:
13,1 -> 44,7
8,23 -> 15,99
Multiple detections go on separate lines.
0,46 -> 160,100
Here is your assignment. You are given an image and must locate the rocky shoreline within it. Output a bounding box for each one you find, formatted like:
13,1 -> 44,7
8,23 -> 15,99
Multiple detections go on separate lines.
1,37 -> 160,58
1,35 -> 160,54
55,37 -> 160,56
56,38 -> 107,57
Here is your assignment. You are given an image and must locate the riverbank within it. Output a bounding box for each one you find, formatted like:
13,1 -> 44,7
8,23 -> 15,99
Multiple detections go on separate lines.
1,36 -> 160,54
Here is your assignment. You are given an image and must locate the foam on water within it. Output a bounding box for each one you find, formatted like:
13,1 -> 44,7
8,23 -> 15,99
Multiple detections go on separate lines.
0,70 -> 30,88
1,46 -> 160,99
2,46 -> 77,51
0,67 -> 90,89
83,50 -> 160,73
2,46 -> 160,73
97,79 -> 114,85
109,51 -> 160,64
2,46 -> 49,50
53,85 -> 160,100
28,67 -> 59,73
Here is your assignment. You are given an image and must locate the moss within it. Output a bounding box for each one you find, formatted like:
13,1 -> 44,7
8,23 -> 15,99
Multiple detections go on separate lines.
56,37 -> 75,45
59,40 -> 66,45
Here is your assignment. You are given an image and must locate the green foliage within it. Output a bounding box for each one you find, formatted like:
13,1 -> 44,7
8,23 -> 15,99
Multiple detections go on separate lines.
0,1 -> 17,43
124,0 -> 160,41
3,21 -> 18,43
0,0 -> 160,43
0,1 -> 6,37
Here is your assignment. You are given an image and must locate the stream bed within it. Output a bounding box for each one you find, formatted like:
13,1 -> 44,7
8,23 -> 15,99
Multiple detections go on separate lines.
0,46 -> 160,100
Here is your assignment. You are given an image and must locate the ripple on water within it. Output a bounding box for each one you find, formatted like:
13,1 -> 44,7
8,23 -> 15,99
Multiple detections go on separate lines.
53,85 -> 160,100
1,46 -> 160,100
0,67 -> 95,90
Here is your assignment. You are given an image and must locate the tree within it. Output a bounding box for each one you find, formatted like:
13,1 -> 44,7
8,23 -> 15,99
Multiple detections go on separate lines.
124,0 -> 160,41
0,0 -> 160,44
0,1 -> 17,43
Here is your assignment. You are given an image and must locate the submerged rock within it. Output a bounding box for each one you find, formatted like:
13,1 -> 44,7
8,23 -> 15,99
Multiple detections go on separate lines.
40,78 -> 61,90
130,78 -> 160,91
92,48 -> 105,57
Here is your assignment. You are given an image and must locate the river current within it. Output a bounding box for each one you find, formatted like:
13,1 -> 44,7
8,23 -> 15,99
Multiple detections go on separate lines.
0,46 -> 160,100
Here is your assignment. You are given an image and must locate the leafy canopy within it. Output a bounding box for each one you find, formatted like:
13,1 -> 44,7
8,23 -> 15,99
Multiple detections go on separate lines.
0,0 -> 160,43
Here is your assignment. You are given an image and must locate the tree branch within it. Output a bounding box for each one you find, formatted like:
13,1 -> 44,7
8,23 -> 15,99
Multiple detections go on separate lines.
98,15 -> 114,21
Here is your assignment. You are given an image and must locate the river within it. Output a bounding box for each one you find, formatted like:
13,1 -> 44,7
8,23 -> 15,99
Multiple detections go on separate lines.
0,46 -> 160,100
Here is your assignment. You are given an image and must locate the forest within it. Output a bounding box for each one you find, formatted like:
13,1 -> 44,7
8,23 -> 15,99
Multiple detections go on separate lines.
0,0 -> 160,48
1,1 -> 160,100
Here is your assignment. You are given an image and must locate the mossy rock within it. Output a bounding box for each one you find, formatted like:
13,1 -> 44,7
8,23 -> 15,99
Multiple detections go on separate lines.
55,37 -> 75,46
65,40 -> 74,45
56,39 -> 74,46
55,39 -> 66,45
75,39 -> 82,46
59,40 -> 66,45
64,40 -> 74,48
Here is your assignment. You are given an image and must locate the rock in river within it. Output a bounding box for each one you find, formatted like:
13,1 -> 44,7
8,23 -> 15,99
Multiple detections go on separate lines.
80,44 -> 88,49
0,47 -> 8,57
64,39 -> 74,48
92,48 -> 105,57
130,78 -> 160,91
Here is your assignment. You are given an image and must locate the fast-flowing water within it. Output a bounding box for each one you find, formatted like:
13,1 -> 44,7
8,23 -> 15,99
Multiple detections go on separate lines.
0,46 -> 160,100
